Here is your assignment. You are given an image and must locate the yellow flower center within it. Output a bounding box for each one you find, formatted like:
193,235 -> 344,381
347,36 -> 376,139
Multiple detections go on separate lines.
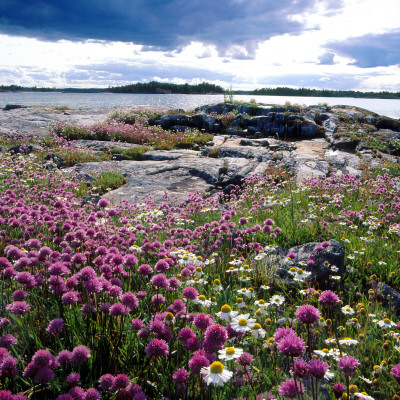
268,337 -> 275,344
210,361 -> 224,374
290,267 -> 296,272
214,279 -> 221,285
322,348 -> 329,353
343,337 -> 351,341
197,256 -> 202,261
198,295 -> 206,301
253,323 -> 261,330
165,312 -> 174,321
196,267 -> 202,272
238,318 -> 248,326
249,287 -> 254,292
225,347 -> 235,355
211,297 -> 216,302
229,267 -> 235,270
183,256 -> 188,260
384,318 -> 391,324
258,299 -> 265,304
274,298 -> 280,302
255,310 -> 262,316
221,304 -> 232,313
297,269 -> 304,275
194,277 -> 199,281
243,265 -> 249,269
237,297 -> 243,303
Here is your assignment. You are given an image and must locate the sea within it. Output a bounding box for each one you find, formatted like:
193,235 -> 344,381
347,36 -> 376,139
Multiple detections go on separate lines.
0,92 -> 399,119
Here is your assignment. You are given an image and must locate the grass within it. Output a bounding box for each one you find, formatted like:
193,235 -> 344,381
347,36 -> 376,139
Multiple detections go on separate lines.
75,171 -> 127,197
110,146 -> 152,160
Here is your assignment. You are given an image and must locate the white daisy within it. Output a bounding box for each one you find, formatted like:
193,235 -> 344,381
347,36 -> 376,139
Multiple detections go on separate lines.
218,347 -> 243,360
269,295 -> 285,306
201,362 -> 233,386
354,393 -> 374,400
339,338 -> 359,346
314,348 -> 331,358
230,314 -> 256,333
194,295 -> 212,307
341,305 -> 355,315
252,323 -> 266,339
377,318 -> 396,328
260,285 -> 270,290
237,288 -> 255,299
216,305 -> 238,321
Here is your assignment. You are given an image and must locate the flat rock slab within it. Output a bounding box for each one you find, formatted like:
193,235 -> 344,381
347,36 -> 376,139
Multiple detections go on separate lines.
65,154 -> 270,204
0,106 -> 109,137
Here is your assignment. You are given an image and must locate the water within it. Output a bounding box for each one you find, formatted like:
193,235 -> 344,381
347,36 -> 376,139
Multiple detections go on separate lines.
0,92 -> 399,119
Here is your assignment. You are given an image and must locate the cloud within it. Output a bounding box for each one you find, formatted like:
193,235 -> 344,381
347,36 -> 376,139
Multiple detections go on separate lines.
0,0 -> 336,54
318,52 -> 335,65
328,30 -> 400,67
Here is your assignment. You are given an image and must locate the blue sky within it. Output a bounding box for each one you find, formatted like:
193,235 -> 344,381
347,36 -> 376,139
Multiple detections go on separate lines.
1,0 -> 400,90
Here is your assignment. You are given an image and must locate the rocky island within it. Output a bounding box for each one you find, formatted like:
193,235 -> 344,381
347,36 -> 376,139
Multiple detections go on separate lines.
1,101 -> 399,205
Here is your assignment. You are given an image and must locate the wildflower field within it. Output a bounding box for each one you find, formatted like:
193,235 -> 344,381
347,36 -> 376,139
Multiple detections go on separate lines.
2,115 -> 400,399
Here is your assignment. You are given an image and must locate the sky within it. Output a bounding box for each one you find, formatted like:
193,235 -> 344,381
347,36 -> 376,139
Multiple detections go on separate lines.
0,0 -> 400,91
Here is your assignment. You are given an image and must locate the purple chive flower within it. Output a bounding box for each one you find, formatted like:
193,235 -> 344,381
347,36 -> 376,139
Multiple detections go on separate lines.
319,290 -> 340,307
57,350 -> 72,366
131,319 -> 145,330
338,355 -> 359,378
67,372 -> 80,386
332,382 -> 345,399
138,264 -> 153,277
278,378 -> 304,399
109,303 -> 128,317
46,318 -> 64,335
98,374 -> 115,390
294,359 -> 309,378
287,252 -> 297,260
236,352 -> 254,366
97,199 -> 110,208
85,388 -> 101,400
391,364 -> 400,384
277,334 -> 306,358
151,294 -> 166,305
34,366 -> 54,384
71,345 -> 90,365
56,395 -> 73,400
308,358 -> 329,380
203,324 -> 227,353
321,241 -> 330,248
150,273 -> 169,289
173,368 -> 189,384
6,301 -> 30,316
111,374 -> 130,391
193,313 -> 213,331
189,354 -> 210,375
182,287 -> 198,300
68,386 -> 85,399
295,305 -> 320,325
145,339 -> 169,358
31,349 -> 55,368
121,292 -> 139,310
178,327 -> 196,343
12,289 -> 27,301
273,327 -> 297,343
0,334 -> 17,349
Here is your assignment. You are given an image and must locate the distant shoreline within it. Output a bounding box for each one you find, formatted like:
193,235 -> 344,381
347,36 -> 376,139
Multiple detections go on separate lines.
2,82 -> 400,100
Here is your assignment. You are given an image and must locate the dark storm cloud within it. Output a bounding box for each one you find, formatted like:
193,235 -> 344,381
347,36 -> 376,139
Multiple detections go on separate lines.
328,31 -> 400,68
0,0 -> 343,55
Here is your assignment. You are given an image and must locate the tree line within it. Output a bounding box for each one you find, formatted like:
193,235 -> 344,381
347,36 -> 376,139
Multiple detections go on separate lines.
1,83 -> 400,99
